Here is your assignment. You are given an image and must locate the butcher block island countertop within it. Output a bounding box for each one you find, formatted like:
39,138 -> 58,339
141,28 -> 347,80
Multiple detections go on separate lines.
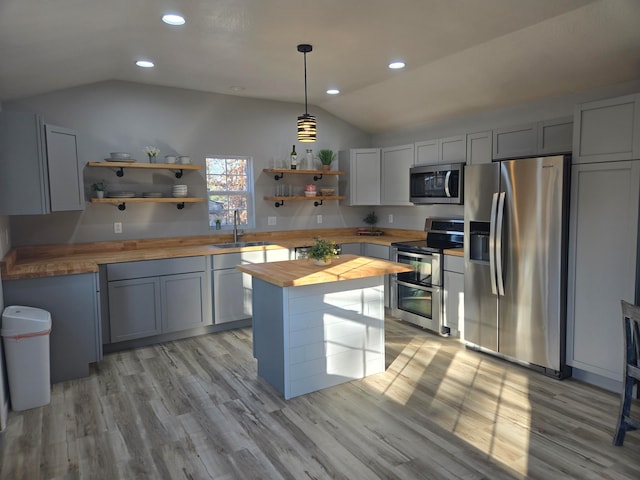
237,254 -> 412,287
0,228 -> 423,280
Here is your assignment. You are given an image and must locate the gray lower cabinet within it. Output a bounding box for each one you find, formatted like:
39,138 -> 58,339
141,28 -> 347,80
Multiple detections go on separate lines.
0,111 -> 84,215
340,243 -> 362,255
106,256 -> 209,343
363,243 -> 391,307
567,160 -> 640,388
212,249 -> 290,324
443,255 -> 464,336
573,94 -> 640,164
2,273 -> 101,383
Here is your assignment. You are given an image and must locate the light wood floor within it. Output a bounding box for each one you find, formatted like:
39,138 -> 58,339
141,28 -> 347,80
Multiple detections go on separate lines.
1,317 -> 639,479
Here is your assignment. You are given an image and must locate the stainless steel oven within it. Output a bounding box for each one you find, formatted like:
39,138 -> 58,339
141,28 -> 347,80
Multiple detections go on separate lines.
391,248 -> 443,332
391,217 -> 464,335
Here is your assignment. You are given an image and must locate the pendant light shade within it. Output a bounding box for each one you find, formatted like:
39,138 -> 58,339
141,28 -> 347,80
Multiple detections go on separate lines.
297,44 -> 316,142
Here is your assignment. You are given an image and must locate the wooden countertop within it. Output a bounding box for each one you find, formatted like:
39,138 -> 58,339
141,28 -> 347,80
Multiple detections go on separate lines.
0,228 -> 424,280
237,254 -> 413,287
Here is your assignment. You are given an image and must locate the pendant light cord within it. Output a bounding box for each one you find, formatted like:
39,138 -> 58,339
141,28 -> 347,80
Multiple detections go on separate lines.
303,51 -> 309,115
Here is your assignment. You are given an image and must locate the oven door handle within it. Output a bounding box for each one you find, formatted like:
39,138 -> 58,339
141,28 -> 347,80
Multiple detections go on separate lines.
495,191 -> 506,296
395,279 -> 438,292
444,171 -> 452,198
489,192 -> 499,295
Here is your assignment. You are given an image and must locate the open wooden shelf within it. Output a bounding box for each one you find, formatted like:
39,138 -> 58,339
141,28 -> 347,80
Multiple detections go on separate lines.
88,161 -> 202,178
263,168 -> 344,181
263,195 -> 345,208
90,197 -> 204,211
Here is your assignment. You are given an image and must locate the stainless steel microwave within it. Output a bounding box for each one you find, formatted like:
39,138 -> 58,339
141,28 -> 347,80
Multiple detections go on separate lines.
410,163 -> 464,204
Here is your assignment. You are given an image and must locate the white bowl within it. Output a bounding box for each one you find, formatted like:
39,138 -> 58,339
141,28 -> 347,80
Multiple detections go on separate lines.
304,191 -> 317,197
178,155 -> 191,164
165,155 -> 177,164
110,152 -> 131,159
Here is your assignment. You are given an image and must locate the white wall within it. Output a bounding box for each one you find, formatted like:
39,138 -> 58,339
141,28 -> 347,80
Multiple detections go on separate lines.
5,81 -> 372,246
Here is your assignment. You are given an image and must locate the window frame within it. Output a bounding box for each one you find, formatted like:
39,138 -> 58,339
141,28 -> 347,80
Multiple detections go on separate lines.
205,155 -> 255,230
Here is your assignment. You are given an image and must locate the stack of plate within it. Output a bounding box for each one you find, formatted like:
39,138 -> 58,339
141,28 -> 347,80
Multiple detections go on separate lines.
106,152 -> 136,163
142,192 -> 164,198
172,185 -> 188,198
108,191 -> 136,198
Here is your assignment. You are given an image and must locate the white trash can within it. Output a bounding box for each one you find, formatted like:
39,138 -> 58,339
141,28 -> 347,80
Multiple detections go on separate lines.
1,306 -> 52,411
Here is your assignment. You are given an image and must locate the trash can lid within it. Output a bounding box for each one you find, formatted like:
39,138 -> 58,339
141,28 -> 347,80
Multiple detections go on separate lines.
1,305 -> 52,336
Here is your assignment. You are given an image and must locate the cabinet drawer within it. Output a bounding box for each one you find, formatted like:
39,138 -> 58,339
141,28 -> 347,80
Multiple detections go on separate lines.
364,243 -> 389,260
444,255 -> 464,273
107,256 -> 206,281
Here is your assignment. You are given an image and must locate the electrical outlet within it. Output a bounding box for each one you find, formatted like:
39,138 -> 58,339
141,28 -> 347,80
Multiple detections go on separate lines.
114,222 -> 123,234
388,214 -> 394,224
268,216 -> 276,226
317,214 -> 322,224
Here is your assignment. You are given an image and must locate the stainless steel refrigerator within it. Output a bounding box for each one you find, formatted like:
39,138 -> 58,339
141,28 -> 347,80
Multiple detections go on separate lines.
464,155 -> 571,378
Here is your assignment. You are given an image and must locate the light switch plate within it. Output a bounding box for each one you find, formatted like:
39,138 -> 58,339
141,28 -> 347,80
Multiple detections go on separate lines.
268,216 -> 276,226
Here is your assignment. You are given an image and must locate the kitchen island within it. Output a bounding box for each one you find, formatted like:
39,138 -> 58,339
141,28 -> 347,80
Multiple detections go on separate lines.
237,254 -> 412,399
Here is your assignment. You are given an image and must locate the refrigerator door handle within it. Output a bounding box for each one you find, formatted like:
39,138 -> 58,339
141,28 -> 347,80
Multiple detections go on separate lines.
489,192 -> 499,295
496,191 -> 506,296
444,171 -> 452,197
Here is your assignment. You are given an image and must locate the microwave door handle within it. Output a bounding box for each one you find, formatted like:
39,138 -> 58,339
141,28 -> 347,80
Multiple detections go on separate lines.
489,192 -> 499,295
444,171 -> 452,197
495,192 -> 506,296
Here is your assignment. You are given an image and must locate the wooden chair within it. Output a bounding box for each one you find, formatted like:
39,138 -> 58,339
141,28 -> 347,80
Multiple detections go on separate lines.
613,300 -> 640,445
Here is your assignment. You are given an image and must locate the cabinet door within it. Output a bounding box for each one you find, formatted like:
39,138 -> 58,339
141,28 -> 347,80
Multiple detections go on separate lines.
415,140 -> 439,166
493,123 -> 537,160
567,160 -> 640,381
573,94 -> 640,164
381,144 -> 414,205
443,270 -> 464,333
2,273 -> 101,383
440,135 -> 466,164
340,148 -> 380,206
161,272 -> 209,333
466,131 -> 493,165
45,124 -> 84,211
0,111 -> 48,215
537,117 -> 573,156
108,277 -> 162,342
340,243 -> 362,255
213,269 -> 252,323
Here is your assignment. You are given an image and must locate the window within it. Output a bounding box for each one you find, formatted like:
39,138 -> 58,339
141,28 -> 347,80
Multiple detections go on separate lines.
205,156 -> 254,228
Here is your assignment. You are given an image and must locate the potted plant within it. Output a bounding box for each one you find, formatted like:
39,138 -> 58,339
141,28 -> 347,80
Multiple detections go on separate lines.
92,181 -> 107,198
145,146 -> 160,163
306,237 -> 338,266
363,210 -> 379,232
317,149 -> 335,170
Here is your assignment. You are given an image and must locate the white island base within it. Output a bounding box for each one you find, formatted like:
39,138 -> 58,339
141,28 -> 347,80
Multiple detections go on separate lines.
251,275 -> 385,399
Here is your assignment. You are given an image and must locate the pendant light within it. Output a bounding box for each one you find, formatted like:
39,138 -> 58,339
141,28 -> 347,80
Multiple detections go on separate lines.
297,44 -> 316,142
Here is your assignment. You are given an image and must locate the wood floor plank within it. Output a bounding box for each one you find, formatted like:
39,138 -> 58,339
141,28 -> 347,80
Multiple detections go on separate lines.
2,317 -> 640,479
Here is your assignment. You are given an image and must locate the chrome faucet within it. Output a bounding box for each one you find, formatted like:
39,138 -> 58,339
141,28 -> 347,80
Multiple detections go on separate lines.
233,209 -> 239,242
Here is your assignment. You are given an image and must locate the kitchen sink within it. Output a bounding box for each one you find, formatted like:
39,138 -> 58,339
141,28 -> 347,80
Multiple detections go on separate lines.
211,241 -> 273,249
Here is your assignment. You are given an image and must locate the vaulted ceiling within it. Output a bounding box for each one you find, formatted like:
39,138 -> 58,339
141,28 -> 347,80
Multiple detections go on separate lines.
1,0 -> 639,134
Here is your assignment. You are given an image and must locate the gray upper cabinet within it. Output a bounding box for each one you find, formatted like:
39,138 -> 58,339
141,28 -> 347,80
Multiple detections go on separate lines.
537,116 -> 573,156
494,117 -> 573,160
573,94 -> 640,164
466,130 -> 493,165
339,148 -> 381,206
0,111 -> 84,215
381,144 -> 414,205
415,135 -> 465,165
493,122 -> 538,160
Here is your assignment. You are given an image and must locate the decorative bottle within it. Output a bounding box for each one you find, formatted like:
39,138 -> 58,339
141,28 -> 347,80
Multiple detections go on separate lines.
290,145 -> 297,170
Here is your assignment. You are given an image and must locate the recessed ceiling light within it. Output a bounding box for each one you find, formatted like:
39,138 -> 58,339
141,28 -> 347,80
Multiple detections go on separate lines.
388,61 -> 406,70
162,14 -> 186,26
326,89 -> 340,95
136,60 -> 155,68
